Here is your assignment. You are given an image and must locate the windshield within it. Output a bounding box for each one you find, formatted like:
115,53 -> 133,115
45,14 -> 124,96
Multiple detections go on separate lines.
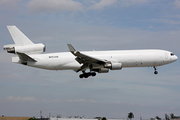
170,53 -> 175,56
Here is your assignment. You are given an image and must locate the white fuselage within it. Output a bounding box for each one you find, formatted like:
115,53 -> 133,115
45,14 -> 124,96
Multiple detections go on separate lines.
13,49 -> 178,71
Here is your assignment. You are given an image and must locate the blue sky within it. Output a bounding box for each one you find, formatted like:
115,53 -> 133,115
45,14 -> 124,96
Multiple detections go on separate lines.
0,0 -> 180,119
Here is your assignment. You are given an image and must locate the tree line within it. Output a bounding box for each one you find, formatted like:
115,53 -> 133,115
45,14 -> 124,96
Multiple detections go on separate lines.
155,113 -> 180,120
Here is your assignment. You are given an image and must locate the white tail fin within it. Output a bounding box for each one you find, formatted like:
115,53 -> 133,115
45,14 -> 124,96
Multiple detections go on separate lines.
7,26 -> 34,45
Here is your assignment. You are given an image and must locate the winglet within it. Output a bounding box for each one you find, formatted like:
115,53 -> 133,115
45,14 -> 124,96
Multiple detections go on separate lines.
67,44 -> 76,53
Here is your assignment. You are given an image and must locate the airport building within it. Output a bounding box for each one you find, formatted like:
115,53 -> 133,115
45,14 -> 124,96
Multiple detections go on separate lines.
0,117 -> 123,120
0,116 -> 30,120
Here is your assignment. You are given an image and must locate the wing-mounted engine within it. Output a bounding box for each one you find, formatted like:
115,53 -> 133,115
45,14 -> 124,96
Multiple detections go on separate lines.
4,43 -> 46,54
104,62 -> 122,70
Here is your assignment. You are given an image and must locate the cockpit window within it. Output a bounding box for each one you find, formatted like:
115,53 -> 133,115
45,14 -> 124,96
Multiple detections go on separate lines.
170,53 -> 174,56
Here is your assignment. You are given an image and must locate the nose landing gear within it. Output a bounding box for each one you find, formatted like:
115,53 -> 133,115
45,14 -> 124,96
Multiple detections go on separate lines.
153,66 -> 158,74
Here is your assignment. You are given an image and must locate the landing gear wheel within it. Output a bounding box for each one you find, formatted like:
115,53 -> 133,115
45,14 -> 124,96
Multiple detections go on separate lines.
84,73 -> 89,78
79,74 -> 84,78
153,66 -> 158,75
154,71 -> 158,74
91,72 -> 96,77
79,72 -> 96,78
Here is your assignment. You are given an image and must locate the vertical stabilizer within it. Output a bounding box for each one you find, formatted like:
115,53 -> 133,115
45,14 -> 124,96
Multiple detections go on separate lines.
7,26 -> 34,45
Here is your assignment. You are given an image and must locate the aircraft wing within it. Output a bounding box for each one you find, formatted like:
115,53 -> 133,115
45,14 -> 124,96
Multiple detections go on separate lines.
74,51 -> 106,64
67,44 -> 106,71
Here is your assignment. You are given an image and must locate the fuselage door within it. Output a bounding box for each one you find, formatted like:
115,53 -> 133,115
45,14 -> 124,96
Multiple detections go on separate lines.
165,52 -> 168,59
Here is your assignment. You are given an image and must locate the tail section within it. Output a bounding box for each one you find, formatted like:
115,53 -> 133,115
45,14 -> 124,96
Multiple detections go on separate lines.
7,26 -> 33,45
4,26 -> 45,54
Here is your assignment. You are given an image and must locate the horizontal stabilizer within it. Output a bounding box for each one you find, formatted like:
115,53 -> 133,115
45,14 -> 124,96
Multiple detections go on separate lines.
17,52 -> 36,62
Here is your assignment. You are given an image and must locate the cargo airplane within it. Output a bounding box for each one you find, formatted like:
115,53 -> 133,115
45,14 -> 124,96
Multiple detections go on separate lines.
4,26 -> 178,78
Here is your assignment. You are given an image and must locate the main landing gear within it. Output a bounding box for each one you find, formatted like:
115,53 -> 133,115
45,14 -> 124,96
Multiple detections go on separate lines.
79,71 -> 96,78
153,66 -> 158,74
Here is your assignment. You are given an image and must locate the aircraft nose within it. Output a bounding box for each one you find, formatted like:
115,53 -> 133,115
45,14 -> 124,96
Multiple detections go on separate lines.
172,55 -> 178,62
175,55 -> 178,61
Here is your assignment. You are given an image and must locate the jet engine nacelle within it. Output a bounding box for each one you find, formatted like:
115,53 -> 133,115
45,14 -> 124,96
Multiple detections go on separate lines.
4,43 -> 46,54
104,62 -> 122,70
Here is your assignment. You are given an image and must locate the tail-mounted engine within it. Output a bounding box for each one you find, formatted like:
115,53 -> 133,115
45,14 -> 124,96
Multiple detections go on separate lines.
4,43 -> 46,54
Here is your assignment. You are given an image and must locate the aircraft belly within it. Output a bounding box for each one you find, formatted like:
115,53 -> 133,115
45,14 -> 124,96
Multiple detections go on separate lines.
27,61 -> 56,70
27,58 -> 59,70
22,53 -> 79,70
60,62 -> 81,70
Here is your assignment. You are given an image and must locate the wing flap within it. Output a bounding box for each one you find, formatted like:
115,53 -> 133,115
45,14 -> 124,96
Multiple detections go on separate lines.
75,51 -> 106,64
